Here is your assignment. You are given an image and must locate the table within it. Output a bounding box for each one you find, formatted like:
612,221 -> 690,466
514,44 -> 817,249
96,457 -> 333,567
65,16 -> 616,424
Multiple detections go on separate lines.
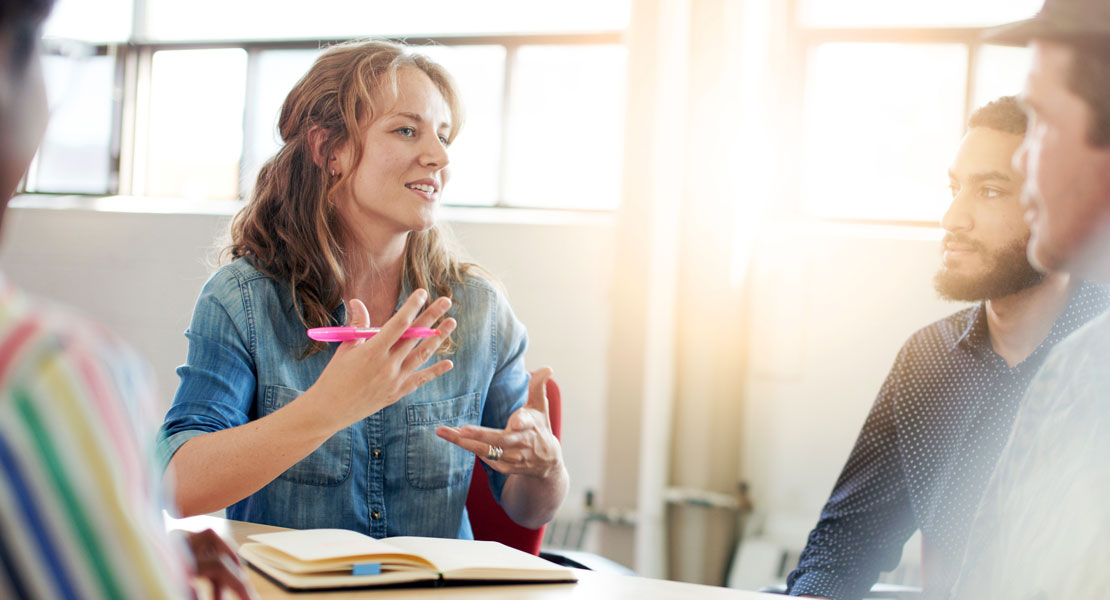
170,515 -> 774,599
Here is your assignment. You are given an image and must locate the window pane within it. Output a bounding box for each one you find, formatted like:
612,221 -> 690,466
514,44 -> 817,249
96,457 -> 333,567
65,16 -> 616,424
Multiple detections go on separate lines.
504,45 -> 626,210
43,0 -> 132,43
242,49 -> 322,199
801,43 -> 967,222
146,49 -> 247,200
973,45 -> 1033,109
416,45 -> 506,207
143,0 -> 629,41
30,54 -> 115,194
800,0 -> 1043,28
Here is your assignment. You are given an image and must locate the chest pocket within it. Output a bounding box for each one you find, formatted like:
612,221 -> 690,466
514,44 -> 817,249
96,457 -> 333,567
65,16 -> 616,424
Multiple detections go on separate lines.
262,385 -> 353,485
405,392 -> 482,489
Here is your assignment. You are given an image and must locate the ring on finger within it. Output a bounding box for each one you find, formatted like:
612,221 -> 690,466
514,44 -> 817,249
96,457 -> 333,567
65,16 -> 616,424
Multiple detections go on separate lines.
486,444 -> 504,461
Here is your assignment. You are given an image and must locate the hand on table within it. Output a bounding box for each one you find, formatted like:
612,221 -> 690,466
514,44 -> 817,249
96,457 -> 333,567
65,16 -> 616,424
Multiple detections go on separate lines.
435,367 -> 563,479
183,528 -> 258,600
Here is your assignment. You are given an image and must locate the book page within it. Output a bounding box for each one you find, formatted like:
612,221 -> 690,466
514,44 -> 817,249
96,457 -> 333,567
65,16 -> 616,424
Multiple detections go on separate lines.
247,529 -> 434,570
385,537 -> 575,580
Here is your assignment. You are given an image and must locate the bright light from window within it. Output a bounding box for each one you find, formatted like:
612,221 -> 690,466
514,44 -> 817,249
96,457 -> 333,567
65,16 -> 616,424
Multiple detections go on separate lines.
142,0 -> 630,41
30,55 -> 115,194
415,45 -> 506,207
145,49 -> 247,200
241,49 -> 322,199
43,0 -> 132,43
799,0 -> 1044,28
801,43 -> 967,222
504,45 -> 627,210
974,45 -> 1033,109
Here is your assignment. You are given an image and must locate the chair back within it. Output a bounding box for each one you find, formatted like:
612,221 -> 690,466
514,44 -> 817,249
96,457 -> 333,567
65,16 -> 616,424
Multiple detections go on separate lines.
465,374 -> 562,555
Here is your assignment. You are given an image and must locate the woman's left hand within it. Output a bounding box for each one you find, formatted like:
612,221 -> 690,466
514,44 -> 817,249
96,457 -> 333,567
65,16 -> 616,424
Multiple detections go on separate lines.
436,367 -> 563,480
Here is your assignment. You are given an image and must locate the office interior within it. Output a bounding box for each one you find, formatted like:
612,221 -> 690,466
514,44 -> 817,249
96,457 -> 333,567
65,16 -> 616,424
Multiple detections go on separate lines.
2,0 -> 1045,591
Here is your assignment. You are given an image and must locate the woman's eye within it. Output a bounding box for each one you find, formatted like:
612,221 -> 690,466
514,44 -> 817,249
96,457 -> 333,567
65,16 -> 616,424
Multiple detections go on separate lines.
438,135 -> 449,145
395,126 -> 416,137
981,187 -> 1003,199
948,184 -> 959,198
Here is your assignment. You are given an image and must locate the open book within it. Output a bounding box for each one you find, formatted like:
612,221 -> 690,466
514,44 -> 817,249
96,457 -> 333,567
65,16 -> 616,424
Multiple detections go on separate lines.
238,528 -> 578,590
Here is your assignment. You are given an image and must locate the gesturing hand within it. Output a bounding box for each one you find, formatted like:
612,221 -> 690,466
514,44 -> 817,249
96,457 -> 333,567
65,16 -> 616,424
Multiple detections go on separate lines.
305,289 -> 457,434
435,367 -> 563,480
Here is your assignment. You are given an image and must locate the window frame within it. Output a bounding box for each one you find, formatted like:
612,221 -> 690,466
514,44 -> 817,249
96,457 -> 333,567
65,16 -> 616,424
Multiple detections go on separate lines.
24,32 -> 625,214
787,0 -> 1026,226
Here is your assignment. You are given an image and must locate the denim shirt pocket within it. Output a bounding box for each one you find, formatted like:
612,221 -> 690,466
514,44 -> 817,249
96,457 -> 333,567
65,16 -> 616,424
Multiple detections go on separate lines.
262,385 -> 353,486
405,392 -> 482,490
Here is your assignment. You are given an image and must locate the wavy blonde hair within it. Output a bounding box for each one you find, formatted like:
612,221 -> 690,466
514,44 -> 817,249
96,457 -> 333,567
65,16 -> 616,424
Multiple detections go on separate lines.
226,39 -> 478,356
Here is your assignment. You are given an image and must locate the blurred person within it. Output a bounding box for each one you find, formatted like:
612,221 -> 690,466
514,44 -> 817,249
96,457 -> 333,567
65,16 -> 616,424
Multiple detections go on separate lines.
0,0 -> 253,598
157,40 -> 568,538
785,97 -> 1109,600
951,1 -> 1110,597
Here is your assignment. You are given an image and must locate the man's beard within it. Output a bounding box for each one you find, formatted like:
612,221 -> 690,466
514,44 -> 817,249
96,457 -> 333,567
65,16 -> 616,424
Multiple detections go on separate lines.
934,235 -> 1045,302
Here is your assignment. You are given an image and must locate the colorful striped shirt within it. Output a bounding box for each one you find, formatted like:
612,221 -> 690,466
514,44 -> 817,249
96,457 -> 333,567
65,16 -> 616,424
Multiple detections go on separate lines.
0,276 -> 188,599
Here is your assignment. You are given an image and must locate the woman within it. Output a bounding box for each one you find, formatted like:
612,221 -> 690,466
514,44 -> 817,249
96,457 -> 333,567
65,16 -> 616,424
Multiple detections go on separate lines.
158,40 -> 567,539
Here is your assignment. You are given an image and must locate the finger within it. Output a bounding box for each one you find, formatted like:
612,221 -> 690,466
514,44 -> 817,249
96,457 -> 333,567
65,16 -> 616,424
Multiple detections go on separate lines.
372,289 -> 427,346
525,367 -> 553,417
220,559 -> 257,600
393,360 -> 454,398
453,424 -> 527,448
391,296 -> 452,355
400,318 -> 456,371
411,296 -> 452,328
203,529 -> 242,567
341,298 -> 371,349
436,426 -> 506,457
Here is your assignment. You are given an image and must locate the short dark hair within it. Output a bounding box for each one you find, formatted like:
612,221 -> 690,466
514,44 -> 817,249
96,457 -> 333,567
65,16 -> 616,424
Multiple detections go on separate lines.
0,0 -> 54,78
968,96 -> 1028,136
1066,44 -> 1110,147
0,0 -> 54,30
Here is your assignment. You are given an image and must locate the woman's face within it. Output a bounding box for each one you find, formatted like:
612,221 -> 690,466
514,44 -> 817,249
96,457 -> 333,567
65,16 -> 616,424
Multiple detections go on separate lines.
334,67 -> 453,246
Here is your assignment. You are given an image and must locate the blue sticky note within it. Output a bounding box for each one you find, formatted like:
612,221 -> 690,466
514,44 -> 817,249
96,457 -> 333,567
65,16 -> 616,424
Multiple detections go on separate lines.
352,563 -> 381,576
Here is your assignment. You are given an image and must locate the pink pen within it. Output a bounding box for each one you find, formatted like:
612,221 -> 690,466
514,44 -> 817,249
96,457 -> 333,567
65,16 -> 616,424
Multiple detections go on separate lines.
307,326 -> 438,342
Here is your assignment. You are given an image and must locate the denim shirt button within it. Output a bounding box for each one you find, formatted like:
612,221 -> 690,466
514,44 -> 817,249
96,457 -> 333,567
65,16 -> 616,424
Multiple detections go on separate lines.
372,448 -> 382,459
371,510 -> 382,520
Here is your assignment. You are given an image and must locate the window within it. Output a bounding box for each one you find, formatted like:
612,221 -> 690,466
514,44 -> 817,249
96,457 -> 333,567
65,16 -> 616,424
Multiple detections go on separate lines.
30,0 -> 630,211
795,0 -> 1041,222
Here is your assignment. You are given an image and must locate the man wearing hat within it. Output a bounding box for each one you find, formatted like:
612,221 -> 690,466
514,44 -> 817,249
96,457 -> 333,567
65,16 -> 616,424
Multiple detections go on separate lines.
951,0 -> 1110,597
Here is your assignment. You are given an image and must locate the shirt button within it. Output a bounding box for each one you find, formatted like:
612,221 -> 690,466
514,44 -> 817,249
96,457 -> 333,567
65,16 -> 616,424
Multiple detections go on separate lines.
372,448 -> 382,459
371,510 -> 381,520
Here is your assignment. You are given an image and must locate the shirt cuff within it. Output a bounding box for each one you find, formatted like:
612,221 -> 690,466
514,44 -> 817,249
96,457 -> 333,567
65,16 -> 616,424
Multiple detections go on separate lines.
788,571 -> 862,600
156,429 -> 206,473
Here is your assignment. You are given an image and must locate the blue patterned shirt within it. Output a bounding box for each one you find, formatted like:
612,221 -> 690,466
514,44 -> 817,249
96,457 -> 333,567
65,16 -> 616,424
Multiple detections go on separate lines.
157,257 -> 529,540
787,282 -> 1110,600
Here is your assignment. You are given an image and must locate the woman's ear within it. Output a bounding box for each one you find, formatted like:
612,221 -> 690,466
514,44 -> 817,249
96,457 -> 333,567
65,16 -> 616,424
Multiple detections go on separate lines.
307,126 -> 331,169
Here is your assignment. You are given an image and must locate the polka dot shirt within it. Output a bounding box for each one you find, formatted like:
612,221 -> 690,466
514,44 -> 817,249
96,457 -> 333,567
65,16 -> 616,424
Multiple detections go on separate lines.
786,282 -> 1110,600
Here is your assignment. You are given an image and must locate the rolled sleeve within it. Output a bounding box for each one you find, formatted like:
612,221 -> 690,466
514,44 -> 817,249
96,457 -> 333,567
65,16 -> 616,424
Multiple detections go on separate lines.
157,268 -> 258,469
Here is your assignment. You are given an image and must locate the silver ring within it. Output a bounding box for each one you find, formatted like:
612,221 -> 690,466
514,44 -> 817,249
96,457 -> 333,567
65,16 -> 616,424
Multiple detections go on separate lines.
486,444 -> 503,461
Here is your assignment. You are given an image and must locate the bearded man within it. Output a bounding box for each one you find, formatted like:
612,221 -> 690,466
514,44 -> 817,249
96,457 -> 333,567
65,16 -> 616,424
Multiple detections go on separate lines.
784,96 -> 1110,600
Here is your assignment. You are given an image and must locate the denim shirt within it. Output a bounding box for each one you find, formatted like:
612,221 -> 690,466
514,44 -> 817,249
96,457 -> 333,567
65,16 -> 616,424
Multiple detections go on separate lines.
157,257 -> 528,539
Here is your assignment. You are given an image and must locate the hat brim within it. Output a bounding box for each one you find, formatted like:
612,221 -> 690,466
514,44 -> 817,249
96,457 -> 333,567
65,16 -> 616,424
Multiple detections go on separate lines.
984,16 -> 1110,47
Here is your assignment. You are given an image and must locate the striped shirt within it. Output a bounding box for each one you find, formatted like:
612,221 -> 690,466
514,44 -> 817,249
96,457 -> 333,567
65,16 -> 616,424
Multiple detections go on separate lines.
0,276 -> 187,599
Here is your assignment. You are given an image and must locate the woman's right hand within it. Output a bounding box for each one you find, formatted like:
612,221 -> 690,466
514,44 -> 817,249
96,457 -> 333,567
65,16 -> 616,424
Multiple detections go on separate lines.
302,289 -> 456,433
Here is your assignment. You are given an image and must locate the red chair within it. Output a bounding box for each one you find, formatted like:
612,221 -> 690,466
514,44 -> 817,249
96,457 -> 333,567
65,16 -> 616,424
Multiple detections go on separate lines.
465,375 -> 563,555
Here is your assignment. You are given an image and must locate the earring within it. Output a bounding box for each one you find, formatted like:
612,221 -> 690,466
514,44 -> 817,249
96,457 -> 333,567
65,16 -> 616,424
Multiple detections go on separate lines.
330,169 -> 337,176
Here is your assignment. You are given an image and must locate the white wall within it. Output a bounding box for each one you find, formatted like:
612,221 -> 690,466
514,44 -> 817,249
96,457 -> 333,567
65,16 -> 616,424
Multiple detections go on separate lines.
0,203 -> 614,541
739,220 -> 969,583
